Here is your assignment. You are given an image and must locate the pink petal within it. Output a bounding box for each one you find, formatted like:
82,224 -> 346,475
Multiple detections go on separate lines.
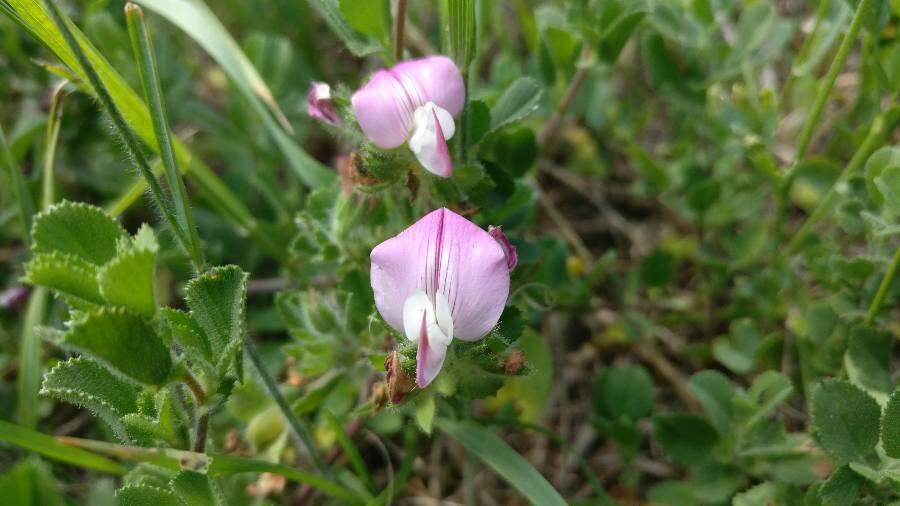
351,70 -> 415,148
351,56 -> 464,148
488,226 -> 517,270
391,56 -> 465,117
306,82 -> 341,125
370,208 -> 510,341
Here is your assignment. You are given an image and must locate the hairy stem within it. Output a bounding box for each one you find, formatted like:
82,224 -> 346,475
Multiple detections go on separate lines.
865,247 -> 900,326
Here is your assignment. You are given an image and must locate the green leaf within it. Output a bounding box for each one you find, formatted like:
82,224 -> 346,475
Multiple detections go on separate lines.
880,387 -> 900,457
688,370 -> 733,434
414,395 -> 436,435
542,26 -> 581,75
116,485 -> 181,506
97,243 -> 157,316
62,307 -> 172,385
733,482 -> 782,506
31,201 -> 126,265
465,100 -> 491,146
820,466 -> 864,506
23,252 -> 104,304
486,127 -> 538,178
653,413 -> 718,466
641,248 -> 676,287
593,363 -> 654,420
307,0 -> 383,56
339,0 -> 390,45
122,413 -> 170,447
490,77 -> 542,131
845,326 -> 893,397
874,164 -> 900,214
160,308 -> 213,369
744,370 -> 793,431
0,457 -> 63,506
811,379 -> 880,464
436,418 -> 567,506
864,146 -> 900,205
171,471 -> 221,506
0,419 -> 126,475
41,357 -> 141,438
599,10 -> 646,64
712,318 -> 761,374
185,265 -> 248,353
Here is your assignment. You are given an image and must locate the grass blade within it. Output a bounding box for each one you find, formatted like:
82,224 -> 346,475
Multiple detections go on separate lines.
134,0 -> 336,188
0,124 -> 36,246
1,0 -> 268,250
0,419 -> 126,474
436,418 -> 567,506
125,3 -> 205,271
324,411 -> 375,493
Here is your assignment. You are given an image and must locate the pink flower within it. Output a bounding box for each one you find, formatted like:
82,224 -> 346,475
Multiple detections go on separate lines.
307,81 -> 341,125
370,208 -> 511,388
351,56 -> 465,178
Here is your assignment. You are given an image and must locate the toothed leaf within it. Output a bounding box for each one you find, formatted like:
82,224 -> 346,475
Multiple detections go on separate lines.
116,485 -> 181,506
31,201 -> 127,265
171,471 -> 221,506
161,308 -> 213,370
98,246 -> 157,316
62,308 -> 172,385
185,265 -> 248,355
811,379 -> 880,464
40,357 -> 141,440
23,252 -> 104,304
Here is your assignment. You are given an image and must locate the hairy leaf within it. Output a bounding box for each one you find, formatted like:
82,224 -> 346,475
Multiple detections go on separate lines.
185,265 -> 248,352
880,387 -> 900,458
116,485 -> 181,506
23,252 -> 104,304
811,379 -> 880,464
31,201 -> 126,265
97,246 -> 157,316
62,308 -> 172,385
171,471 -> 220,506
161,308 -> 213,370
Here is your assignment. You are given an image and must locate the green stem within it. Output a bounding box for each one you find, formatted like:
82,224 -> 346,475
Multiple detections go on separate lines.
781,0 -> 874,189
17,85 -> 66,429
394,0 -> 407,61
785,108 -> 900,254
865,247 -> 900,325
125,3 -> 205,272
243,339 -> 331,477
43,0 -> 193,264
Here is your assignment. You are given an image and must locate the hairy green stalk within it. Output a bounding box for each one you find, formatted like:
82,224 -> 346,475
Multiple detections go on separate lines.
865,247 -> 900,326
125,2 -> 205,272
43,0 -> 198,268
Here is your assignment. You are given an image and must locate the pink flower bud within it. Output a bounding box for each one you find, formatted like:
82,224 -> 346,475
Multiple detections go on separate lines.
351,56 -> 465,177
370,208 -> 510,387
306,81 -> 341,125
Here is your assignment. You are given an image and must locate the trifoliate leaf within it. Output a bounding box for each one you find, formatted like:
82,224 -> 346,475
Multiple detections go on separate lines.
61,307 -> 172,385
653,413 -> 718,465
98,247 -> 157,316
811,379 -> 880,464
185,265 -> 248,352
31,201 -> 127,265
23,252 -> 104,304
116,485 -> 181,506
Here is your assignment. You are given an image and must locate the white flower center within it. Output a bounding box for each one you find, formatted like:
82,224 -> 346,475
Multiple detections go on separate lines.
402,290 -> 453,346
408,102 -> 455,177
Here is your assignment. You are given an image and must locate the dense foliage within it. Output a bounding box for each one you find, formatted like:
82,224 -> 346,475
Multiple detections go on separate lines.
1,0 -> 900,504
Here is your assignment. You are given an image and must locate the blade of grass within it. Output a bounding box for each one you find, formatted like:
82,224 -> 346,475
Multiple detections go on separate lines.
0,124 -> 36,245
43,0 -> 201,270
134,0 -> 336,188
125,3 -> 205,272
324,411 -> 375,493
0,419 -> 126,474
1,0 -> 280,257
244,339 -> 330,477
435,418 -> 567,506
